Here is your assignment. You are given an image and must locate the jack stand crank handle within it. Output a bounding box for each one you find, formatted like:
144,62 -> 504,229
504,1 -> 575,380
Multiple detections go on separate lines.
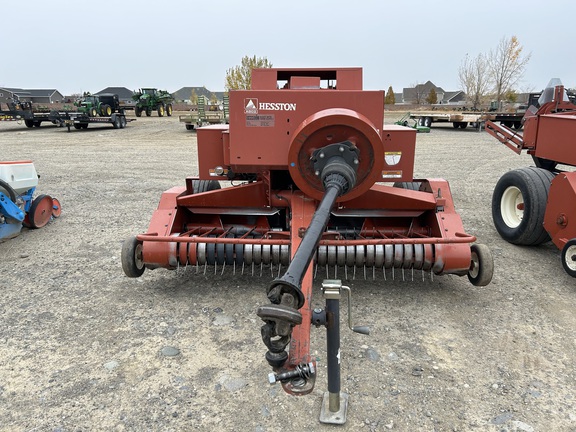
341,285 -> 370,335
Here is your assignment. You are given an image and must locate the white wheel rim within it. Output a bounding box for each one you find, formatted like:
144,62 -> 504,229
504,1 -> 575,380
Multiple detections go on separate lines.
501,186 -> 523,228
135,243 -> 144,269
469,250 -> 480,278
564,244 -> 576,271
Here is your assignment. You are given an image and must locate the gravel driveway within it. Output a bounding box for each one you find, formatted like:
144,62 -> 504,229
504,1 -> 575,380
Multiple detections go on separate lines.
1,113 -> 575,432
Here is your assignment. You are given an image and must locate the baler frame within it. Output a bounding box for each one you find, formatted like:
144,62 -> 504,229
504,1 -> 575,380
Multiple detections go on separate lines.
122,67 -> 493,423
486,82 -> 576,277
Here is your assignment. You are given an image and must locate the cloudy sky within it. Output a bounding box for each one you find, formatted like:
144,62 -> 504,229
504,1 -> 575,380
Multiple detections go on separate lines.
2,0 -> 575,96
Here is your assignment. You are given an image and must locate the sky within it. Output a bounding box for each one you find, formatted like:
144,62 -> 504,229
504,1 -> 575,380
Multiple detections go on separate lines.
2,0 -> 576,96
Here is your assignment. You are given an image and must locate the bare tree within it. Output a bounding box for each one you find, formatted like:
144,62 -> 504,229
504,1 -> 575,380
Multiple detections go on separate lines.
488,36 -> 531,109
410,82 -> 426,105
458,53 -> 491,110
225,55 -> 273,91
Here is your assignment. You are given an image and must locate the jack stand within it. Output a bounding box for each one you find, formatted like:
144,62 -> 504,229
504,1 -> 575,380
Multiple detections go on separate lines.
317,280 -> 369,425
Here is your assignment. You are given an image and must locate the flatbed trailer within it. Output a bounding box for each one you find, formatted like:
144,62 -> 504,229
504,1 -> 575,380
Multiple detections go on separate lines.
0,101 -> 60,128
54,112 -> 135,131
180,94 -> 229,130
409,111 -> 525,130
179,110 -> 227,130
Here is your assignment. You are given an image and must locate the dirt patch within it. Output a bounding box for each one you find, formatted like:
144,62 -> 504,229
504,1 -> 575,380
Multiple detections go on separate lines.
1,113 -> 575,431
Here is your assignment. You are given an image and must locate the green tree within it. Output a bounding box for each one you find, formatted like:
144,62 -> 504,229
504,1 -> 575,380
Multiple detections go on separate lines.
385,86 -> 395,105
426,88 -> 438,105
225,55 -> 273,90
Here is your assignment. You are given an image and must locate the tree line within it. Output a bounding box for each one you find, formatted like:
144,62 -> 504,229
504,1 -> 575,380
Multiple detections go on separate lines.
225,37 -> 532,111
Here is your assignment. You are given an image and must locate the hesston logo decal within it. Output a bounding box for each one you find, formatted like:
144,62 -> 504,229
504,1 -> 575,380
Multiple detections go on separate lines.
244,98 -> 258,114
244,98 -> 296,114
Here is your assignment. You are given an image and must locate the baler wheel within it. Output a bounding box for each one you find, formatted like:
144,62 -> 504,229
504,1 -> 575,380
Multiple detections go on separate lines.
121,236 -> 145,277
393,181 -> 421,191
492,167 -> 555,246
27,195 -> 54,229
467,243 -> 494,286
561,239 -> 576,278
192,179 -> 221,193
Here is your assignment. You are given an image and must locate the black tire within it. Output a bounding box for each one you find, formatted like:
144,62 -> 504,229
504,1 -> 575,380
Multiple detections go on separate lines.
393,181 -> 421,191
27,194 -> 53,228
33,121 -> 41,127
121,235 -> 145,277
158,104 -> 165,117
120,116 -> 127,128
145,108 -> 152,117
561,239 -> 576,277
492,167 -> 555,245
459,122 -> 468,129
513,121 -> 522,130
0,179 -> 17,202
424,117 -> 432,128
102,104 -> 112,116
532,155 -> 557,171
135,107 -> 142,117
192,179 -> 221,193
166,104 -> 173,116
467,243 -> 494,286
185,124 -> 194,130
90,107 -> 97,117
81,123 -> 89,129
73,124 -> 82,130
24,119 -> 34,128
113,116 -> 121,129
453,122 -> 460,129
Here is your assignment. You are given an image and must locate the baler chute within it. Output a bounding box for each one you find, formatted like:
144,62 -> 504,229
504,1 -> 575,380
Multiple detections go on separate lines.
122,67 -> 493,423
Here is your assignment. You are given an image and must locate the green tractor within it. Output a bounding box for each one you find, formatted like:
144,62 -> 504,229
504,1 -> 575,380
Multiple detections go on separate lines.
132,88 -> 174,117
74,92 -> 121,117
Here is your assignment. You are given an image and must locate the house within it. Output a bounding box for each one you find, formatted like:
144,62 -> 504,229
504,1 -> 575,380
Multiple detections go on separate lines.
401,81 -> 465,105
0,87 -> 64,105
172,86 -> 225,104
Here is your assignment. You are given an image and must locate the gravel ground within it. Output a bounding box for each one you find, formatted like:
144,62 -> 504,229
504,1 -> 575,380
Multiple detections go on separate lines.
1,112 -> 575,432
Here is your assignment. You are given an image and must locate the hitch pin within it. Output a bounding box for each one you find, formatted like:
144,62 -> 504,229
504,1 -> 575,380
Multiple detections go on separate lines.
268,362 -> 315,385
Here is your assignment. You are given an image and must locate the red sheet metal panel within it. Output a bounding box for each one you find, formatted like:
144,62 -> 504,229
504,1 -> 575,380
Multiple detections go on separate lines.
534,114 -> 576,166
